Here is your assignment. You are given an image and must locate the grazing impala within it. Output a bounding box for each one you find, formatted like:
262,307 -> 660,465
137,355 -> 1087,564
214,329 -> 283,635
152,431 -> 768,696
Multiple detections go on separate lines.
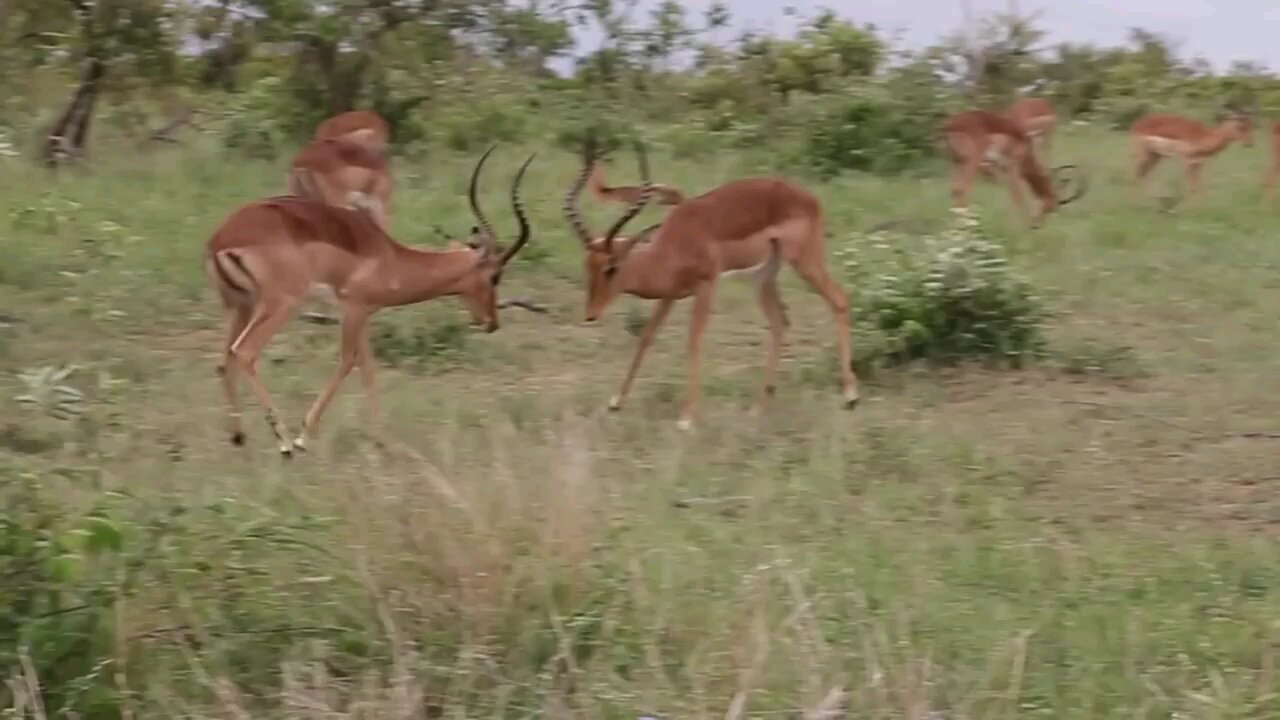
206,147 -> 535,456
942,109 -> 1087,227
563,134 -> 858,430
1129,110 -> 1253,207
313,110 -> 390,155
1004,97 -> 1057,164
1260,122 -> 1280,203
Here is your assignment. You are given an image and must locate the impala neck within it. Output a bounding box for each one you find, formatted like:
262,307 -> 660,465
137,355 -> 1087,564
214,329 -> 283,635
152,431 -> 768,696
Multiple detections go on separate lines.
1201,127 -> 1239,154
377,244 -> 480,307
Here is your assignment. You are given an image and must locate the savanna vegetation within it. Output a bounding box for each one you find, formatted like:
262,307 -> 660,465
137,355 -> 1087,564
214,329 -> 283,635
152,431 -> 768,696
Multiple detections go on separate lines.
3,2 -> 1280,718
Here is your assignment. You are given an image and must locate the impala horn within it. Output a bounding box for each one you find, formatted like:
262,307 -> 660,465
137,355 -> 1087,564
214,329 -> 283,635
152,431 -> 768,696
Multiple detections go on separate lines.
1051,164 -> 1089,207
600,139 -> 654,256
468,144 -> 500,257
563,131 -> 598,248
498,152 -> 536,267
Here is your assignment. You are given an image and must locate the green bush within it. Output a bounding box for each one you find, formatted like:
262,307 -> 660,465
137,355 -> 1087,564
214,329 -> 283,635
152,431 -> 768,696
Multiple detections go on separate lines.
439,101 -> 527,153
0,472 -> 126,719
841,207 -> 1049,369
790,72 -> 955,177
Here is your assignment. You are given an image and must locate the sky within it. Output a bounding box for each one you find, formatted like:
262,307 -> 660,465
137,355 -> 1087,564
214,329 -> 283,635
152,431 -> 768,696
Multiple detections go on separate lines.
560,0 -> 1280,73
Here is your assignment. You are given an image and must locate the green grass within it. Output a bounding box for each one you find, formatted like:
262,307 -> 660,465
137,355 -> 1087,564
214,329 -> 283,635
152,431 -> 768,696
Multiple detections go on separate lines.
2,124 -> 1280,719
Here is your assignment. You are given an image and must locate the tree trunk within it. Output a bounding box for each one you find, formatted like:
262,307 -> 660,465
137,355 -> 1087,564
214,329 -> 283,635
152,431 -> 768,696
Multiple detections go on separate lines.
40,57 -> 105,168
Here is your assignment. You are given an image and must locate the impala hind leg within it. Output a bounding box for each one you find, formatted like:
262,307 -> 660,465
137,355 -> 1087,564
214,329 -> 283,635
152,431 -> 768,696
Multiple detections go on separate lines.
950,157 -> 982,209
1131,145 -> 1160,204
1264,160 -> 1280,204
1183,160 -> 1204,204
608,298 -> 675,413
228,296 -> 302,456
791,252 -> 859,408
753,240 -> 788,414
218,305 -> 252,446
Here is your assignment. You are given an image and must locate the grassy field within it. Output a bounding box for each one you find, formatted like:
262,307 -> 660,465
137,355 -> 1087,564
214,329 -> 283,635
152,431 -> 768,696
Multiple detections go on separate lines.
3,124 -> 1280,719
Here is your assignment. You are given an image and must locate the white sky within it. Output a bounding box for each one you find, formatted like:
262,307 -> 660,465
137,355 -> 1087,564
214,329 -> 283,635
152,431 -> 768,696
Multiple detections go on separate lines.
559,0 -> 1280,73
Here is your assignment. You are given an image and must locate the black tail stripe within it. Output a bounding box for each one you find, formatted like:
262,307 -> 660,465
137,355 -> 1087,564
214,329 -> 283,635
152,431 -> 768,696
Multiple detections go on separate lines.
214,252 -> 251,295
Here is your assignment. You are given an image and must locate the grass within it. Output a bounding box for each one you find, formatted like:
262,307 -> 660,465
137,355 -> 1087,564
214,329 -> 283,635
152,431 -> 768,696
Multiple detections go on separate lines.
2,123 -> 1280,719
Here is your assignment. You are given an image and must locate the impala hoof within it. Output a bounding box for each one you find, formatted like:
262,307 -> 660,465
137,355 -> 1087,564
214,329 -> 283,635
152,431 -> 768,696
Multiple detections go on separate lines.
676,418 -> 694,432
607,396 -> 623,412
291,437 -> 308,453
230,431 -> 246,447
843,389 -> 860,410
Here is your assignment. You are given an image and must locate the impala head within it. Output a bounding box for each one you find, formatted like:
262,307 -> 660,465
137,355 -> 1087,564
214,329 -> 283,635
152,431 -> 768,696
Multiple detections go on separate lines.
448,145 -> 537,333
563,133 -> 656,322
1224,111 -> 1255,147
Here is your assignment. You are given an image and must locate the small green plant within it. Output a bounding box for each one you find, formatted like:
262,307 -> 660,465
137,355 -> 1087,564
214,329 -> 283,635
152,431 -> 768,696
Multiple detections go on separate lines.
842,207 -> 1049,369
1053,339 -> 1148,380
371,320 -> 469,369
16,365 -> 86,420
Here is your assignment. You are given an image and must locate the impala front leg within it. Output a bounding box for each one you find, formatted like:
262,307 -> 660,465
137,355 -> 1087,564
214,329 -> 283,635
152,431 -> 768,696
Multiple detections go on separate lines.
295,307 -> 371,452
609,298 -> 674,413
677,282 -> 715,431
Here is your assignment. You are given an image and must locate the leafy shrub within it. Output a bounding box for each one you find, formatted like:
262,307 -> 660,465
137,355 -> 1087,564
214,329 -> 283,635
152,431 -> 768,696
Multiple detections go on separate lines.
439,100 -> 527,152
790,70 -> 955,177
840,207 -> 1049,369
0,472 -> 128,719
219,76 -> 287,159
550,111 -> 640,155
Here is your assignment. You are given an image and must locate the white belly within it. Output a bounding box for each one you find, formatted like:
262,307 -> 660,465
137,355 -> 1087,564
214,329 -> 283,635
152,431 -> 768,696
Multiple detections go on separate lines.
306,283 -> 339,303
1144,135 -> 1190,157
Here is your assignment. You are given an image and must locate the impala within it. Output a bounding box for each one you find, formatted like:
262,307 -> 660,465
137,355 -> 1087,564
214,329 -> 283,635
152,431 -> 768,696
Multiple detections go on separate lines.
206,147 -> 535,456
313,109 -> 390,155
942,109 -> 1087,226
1129,110 -> 1253,207
587,149 -> 685,205
563,134 -> 858,430
1004,97 -> 1057,163
289,136 -> 394,232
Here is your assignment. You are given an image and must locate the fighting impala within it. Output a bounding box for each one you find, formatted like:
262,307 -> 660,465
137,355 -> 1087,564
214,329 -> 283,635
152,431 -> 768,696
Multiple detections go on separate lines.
563,134 -> 858,430
1004,97 -> 1058,163
313,109 -> 390,155
206,146 -> 535,456
586,149 -> 685,205
290,135 -> 394,232
1129,110 -> 1253,207
942,109 -> 1088,226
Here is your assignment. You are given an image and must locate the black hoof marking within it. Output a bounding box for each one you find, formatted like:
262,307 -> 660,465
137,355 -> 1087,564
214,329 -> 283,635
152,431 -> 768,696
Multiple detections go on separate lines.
844,397 -> 860,410
764,385 -> 777,397
230,431 -> 246,447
